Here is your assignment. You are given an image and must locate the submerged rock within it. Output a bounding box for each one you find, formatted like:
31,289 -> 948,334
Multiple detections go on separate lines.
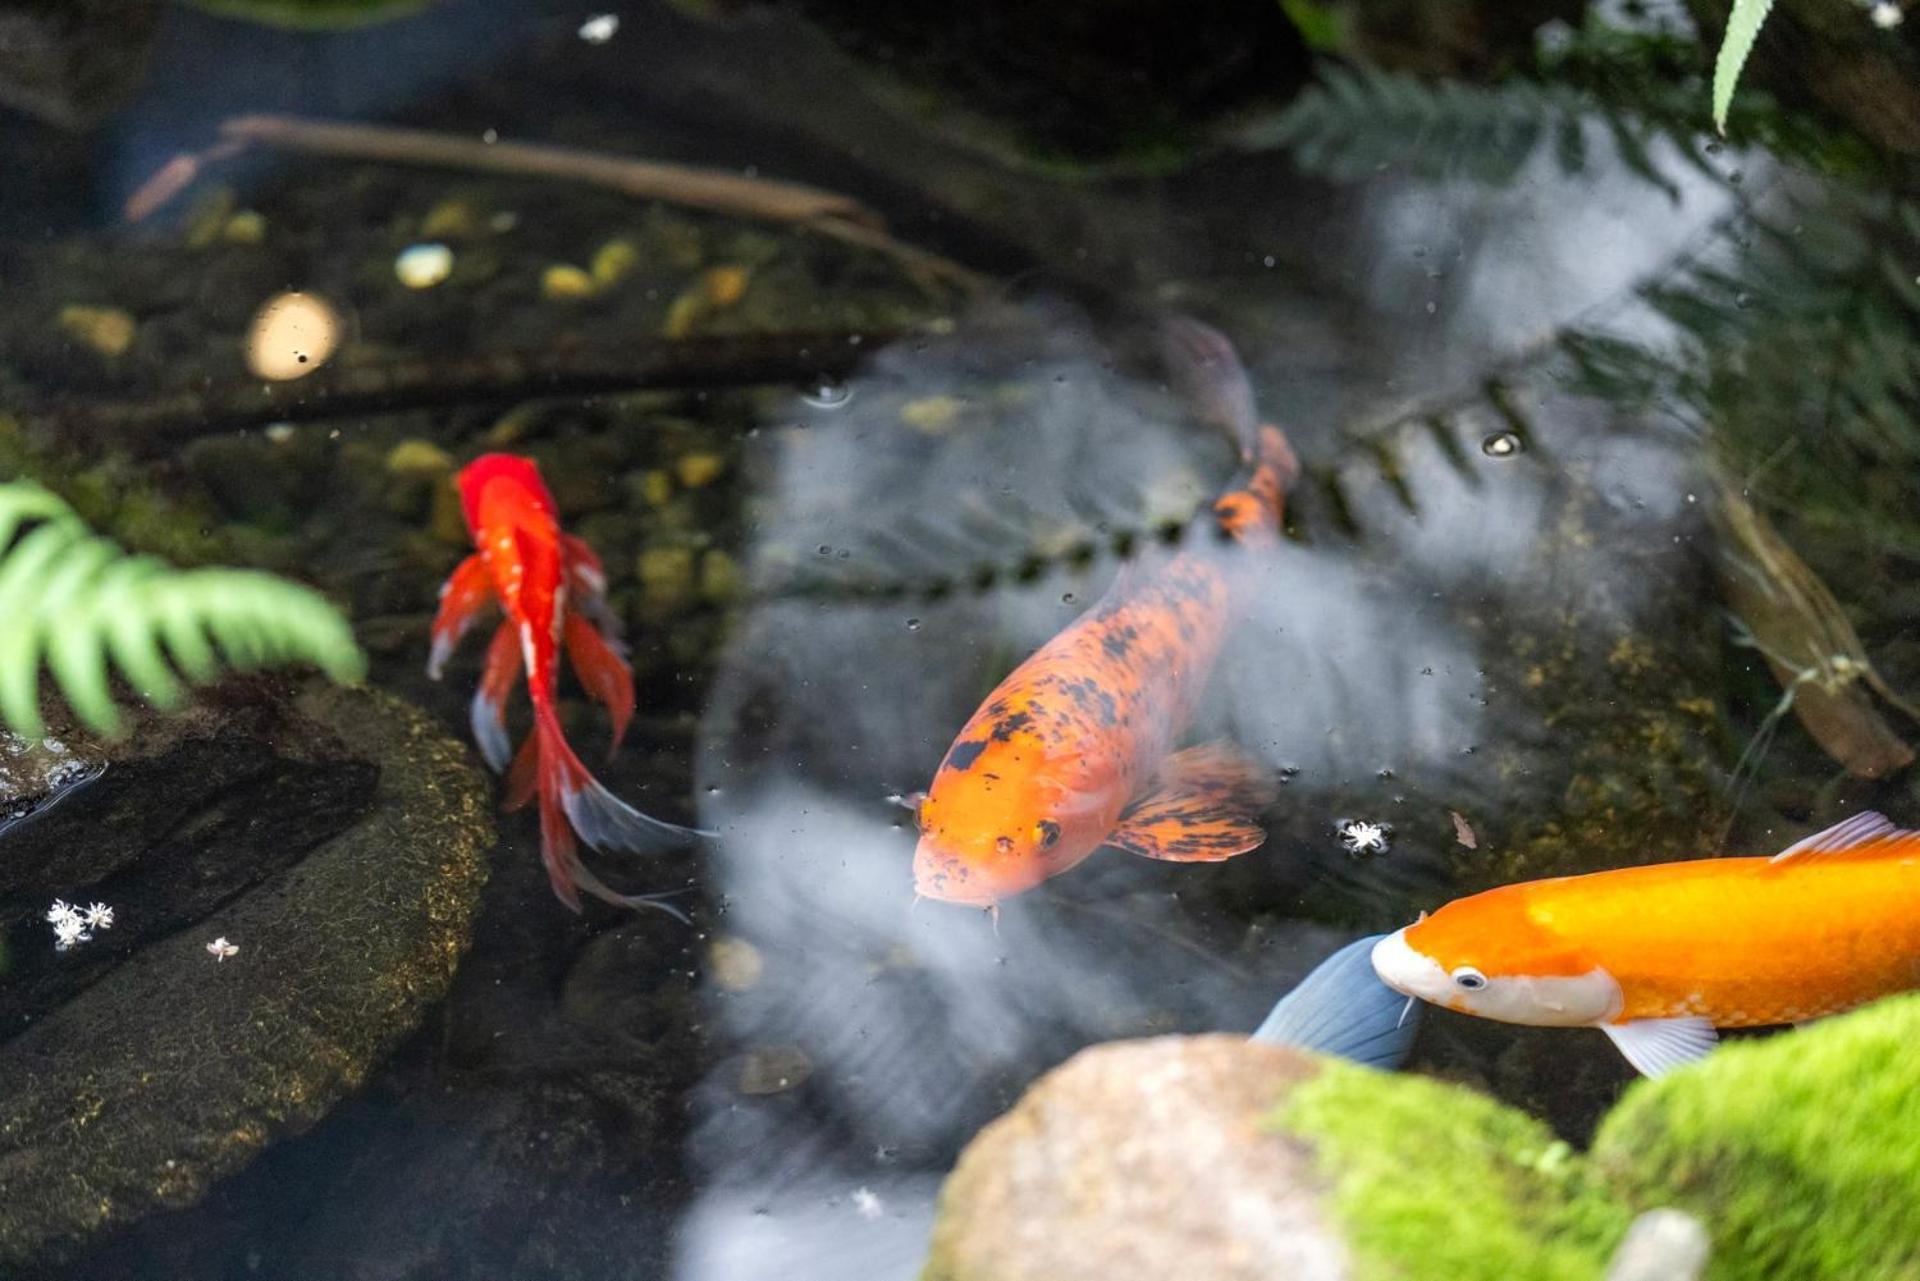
0,680 -> 491,1270
923,1036 -> 1346,1281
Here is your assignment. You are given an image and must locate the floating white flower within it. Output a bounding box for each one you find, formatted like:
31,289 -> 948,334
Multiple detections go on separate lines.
1337,819 -> 1392,856
82,902 -> 114,930
51,914 -> 88,951
206,936 -> 240,961
45,899 -> 76,925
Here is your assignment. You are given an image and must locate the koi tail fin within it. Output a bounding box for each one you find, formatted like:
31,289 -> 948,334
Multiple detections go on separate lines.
1160,315 -> 1299,541
1160,314 -> 1260,461
527,705 -> 708,914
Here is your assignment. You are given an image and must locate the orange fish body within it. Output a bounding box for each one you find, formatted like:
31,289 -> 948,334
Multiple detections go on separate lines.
1372,812 -> 1920,1074
428,454 -> 697,914
912,320 -> 1294,907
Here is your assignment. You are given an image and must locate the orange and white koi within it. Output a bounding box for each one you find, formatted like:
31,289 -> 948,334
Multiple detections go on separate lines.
910,319 -> 1297,908
1371,811 -> 1920,1075
428,453 -> 700,914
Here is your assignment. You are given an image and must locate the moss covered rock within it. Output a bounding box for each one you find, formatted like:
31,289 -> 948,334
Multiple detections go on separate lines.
928,1008 -> 1920,1281
1595,994 -> 1920,1281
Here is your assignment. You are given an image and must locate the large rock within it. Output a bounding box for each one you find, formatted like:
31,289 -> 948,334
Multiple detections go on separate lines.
922,1036 -> 1345,1281
0,680 -> 492,1270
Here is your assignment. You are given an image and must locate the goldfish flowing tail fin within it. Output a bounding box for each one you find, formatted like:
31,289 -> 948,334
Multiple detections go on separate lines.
525,704 -> 709,912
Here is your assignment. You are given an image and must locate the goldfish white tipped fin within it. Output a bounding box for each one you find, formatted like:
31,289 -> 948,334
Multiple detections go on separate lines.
1771,811 -> 1920,862
1601,1016 -> 1718,1077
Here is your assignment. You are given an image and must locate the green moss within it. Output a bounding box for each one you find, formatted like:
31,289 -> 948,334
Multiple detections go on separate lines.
1274,1061 -> 1630,1281
176,0 -> 438,29
1594,995 -> 1920,1281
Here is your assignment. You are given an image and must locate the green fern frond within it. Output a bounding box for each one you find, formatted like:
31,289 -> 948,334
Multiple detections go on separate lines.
0,482 -> 365,739
1713,0 -> 1777,133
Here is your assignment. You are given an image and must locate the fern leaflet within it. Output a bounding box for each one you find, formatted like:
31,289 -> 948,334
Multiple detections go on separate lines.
0,482 -> 365,738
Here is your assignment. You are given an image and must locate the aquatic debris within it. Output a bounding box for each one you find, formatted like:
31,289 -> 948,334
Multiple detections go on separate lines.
1337,818 -> 1391,856
57,305 -> 135,358
0,481 -> 365,738
245,290 -> 339,380
1710,471 -> 1918,779
46,900 -> 114,952
708,935 -> 763,992
205,936 -> 239,961
1449,810 -> 1477,850
394,242 -> 454,289
577,12 -> 619,42
124,114 -> 985,295
1251,933 -> 1422,1070
1373,812 -> 1920,1076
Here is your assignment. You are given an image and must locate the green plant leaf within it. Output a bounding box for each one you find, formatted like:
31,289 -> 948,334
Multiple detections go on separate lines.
1712,0 -> 1777,134
0,482 -> 366,739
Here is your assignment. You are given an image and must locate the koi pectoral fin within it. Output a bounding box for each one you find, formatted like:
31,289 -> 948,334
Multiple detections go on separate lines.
563,612 -> 636,756
1600,1016 -> 1719,1077
1109,740 -> 1275,863
428,552 -> 495,679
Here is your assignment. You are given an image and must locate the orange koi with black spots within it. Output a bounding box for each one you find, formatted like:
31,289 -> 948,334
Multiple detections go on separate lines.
911,320 -> 1297,908
428,453 -> 700,915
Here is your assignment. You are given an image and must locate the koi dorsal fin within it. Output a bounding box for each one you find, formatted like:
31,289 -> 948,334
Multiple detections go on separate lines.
1770,811 -> 1920,863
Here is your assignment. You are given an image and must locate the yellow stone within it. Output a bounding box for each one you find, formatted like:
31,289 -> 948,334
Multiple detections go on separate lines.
385,439 -> 454,476
708,936 -> 763,992
901,395 -> 963,434
541,263 -> 596,299
590,239 -> 641,287
221,210 -> 267,244
662,289 -> 706,339
639,470 -> 674,507
420,198 -> 480,240
58,305 -> 135,358
702,264 -> 750,307
700,549 -> 741,601
636,547 -> 696,605
676,452 -> 726,489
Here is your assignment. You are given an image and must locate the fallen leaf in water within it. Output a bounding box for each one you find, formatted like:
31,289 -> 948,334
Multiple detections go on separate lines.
1449,810 -> 1477,850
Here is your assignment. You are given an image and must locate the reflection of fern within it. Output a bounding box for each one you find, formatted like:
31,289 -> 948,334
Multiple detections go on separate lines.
0,483 -> 365,737
1248,19 -> 1865,196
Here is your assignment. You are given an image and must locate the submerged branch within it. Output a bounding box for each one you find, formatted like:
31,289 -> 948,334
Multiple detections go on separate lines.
125,114 -> 990,296
30,332 -> 903,456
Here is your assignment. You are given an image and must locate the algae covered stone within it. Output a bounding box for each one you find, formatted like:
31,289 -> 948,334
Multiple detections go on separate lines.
1594,995 -> 1920,1281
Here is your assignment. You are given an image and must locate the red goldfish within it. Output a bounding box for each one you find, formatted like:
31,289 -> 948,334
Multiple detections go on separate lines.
911,319 -> 1296,908
1371,811 -> 1920,1075
428,453 -> 700,914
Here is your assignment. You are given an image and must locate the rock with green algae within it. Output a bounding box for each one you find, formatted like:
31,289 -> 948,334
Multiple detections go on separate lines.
0,681 -> 491,1271
1594,993 -> 1920,1281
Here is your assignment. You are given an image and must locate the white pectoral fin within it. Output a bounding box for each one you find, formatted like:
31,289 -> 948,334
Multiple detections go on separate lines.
1601,1017 -> 1719,1077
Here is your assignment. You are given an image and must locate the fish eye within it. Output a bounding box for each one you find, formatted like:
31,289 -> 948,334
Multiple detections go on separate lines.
1451,967 -> 1488,991
1036,819 -> 1061,848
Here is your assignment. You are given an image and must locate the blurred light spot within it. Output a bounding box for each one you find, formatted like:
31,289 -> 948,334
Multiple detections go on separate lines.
578,12 -> 620,42
1480,430 -> 1523,458
246,291 -> 339,381
802,379 -> 853,409
395,242 -> 454,290
709,936 -> 764,992
1872,1 -> 1902,27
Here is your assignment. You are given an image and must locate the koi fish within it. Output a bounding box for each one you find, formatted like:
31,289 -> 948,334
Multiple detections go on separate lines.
910,318 -> 1297,907
1370,811 -> 1920,1076
1252,933 -> 1424,1070
427,453 -> 700,914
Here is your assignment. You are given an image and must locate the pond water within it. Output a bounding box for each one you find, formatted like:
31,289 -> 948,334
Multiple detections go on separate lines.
3,1 -> 1918,1277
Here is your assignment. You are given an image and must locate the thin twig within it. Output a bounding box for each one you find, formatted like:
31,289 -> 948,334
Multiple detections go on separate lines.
124,113 -> 990,296
31,332 -> 901,456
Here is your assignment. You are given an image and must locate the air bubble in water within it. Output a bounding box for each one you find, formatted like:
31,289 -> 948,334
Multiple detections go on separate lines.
1480,431 -> 1523,458
802,379 -> 853,409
